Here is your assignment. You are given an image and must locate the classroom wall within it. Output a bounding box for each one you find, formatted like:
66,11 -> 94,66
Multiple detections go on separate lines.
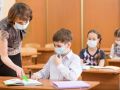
17,0 -> 81,54
0,0 -> 15,20
16,0 -> 120,54
46,0 -> 81,54
83,0 -> 120,49
16,0 -> 47,47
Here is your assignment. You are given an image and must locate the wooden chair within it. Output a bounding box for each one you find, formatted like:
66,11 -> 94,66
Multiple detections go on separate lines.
24,43 -> 42,64
45,43 -> 54,48
24,43 -> 41,50
21,47 -> 38,74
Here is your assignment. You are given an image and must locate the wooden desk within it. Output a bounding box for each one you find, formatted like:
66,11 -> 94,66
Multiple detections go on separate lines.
37,48 -> 54,63
82,68 -> 120,90
101,48 -> 110,52
101,48 -> 110,55
21,47 -> 38,66
107,59 -> 120,67
0,77 -> 99,90
23,64 -> 44,73
21,47 -> 41,73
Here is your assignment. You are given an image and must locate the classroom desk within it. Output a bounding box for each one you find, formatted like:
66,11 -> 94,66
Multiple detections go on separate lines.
0,77 -> 100,90
101,48 -> 110,52
82,68 -> 120,90
23,64 -> 45,73
21,47 -> 42,74
37,48 -> 54,63
101,48 -> 110,55
21,47 -> 39,65
107,59 -> 120,67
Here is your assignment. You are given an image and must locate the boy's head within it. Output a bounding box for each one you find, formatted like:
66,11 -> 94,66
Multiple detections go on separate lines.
53,28 -> 72,55
114,28 -> 120,45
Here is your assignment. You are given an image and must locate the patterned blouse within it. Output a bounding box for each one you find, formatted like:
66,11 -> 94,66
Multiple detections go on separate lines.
0,18 -> 26,55
79,48 -> 105,66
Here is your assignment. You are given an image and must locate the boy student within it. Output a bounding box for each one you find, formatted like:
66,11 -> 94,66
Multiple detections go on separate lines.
31,28 -> 82,80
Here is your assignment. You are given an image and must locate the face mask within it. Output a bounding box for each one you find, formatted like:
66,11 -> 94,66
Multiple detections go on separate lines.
13,21 -> 29,30
87,40 -> 98,48
54,45 -> 70,55
115,41 -> 120,45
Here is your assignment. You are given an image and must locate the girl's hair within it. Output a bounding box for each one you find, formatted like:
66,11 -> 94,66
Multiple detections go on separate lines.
114,28 -> 120,38
8,3 -> 32,25
87,29 -> 102,48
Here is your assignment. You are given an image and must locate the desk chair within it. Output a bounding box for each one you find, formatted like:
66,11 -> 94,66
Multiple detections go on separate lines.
24,43 -> 42,64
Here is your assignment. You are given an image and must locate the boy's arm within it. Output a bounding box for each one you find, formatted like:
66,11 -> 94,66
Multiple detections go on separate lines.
56,56 -> 82,81
32,57 -> 51,79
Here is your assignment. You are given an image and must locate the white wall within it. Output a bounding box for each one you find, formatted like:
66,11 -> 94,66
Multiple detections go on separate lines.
0,0 -> 16,20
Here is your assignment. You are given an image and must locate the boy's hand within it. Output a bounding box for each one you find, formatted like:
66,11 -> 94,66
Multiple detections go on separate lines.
55,55 -> 62,65
31,72 -> 41,80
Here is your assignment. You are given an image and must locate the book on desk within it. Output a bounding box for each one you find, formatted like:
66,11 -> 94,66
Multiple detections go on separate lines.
52,81 -> 90,89
3,78 -> 42,86
81,65 -> 120,70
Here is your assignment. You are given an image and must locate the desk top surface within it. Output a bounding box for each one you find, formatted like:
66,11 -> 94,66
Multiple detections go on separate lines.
38,48 -> 54,52
23,64 -> 120,74
0,77 -> 99,90
23,64 -> 44,70
107,59 -> 120,62
83,68 -> 120,74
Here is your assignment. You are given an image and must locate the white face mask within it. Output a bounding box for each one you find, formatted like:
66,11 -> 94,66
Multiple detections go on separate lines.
54,45 -> 70,55
115,41 -> 120,45
87,40 -> 98,48
13,21 -> 29,30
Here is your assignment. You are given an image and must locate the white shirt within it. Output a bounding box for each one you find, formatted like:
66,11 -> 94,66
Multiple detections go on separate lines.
35,50 -> 82,81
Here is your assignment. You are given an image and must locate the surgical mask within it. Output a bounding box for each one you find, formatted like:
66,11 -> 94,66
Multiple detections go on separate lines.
87,40 -> 98,48
54,45 -> 70,55
115,41 -> 120,45
13,21 -> 29,30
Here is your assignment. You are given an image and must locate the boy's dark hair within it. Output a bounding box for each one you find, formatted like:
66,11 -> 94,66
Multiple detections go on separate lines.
53,28 -> 72,43
8,3 -> 32,25
114,28 -> 120,38
87,29 -> 102,48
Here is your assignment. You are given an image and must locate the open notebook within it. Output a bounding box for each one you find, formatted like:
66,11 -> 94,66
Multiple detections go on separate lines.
52,81 -> 90,89
3,78 -> 42,86
82,65 -> 120,70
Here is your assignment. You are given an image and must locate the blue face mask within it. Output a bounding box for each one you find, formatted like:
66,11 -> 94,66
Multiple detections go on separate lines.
13,21 -> 29,30
54,45 -> 70,55
54,46 -> 65,55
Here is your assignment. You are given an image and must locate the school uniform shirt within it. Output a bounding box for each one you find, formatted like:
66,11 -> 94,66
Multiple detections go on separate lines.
110,43 -> 120,58
35,50 -> 82,81
79,48 -> 105,66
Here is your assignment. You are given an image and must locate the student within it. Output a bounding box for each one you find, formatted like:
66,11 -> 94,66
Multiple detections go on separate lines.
31,28 -> 82,81
79,29 -> 105,66
110,28 -> 120,59
0,3 -> 32,77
